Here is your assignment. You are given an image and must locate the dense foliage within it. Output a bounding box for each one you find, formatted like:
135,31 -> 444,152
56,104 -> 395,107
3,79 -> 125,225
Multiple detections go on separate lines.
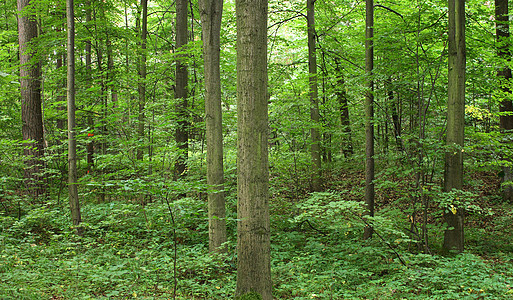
1,0 -> 513,298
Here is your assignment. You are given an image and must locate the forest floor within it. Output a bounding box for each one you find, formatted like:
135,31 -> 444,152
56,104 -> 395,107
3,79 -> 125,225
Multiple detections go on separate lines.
0,167 -> 512,299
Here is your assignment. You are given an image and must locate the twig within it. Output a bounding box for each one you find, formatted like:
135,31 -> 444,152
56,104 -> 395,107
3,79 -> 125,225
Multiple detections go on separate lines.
357,215 -> 408,267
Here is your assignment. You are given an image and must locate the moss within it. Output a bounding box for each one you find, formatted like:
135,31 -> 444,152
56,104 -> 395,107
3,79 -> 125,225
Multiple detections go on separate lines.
235,291 -> 263,300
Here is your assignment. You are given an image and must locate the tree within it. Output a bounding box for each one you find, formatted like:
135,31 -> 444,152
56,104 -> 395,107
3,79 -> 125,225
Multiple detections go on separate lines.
335,61 -> 353,157
495,0 -> 513,202
199,0 -> 227,252
363,0 -> 375,240
307,0 -> 321,191
234,0 -> 272,297
85,0 -> 94,170
17,0 -> 46,199
67,0 -> 81,229
175,0 -> 189,178
137,0 -> 148,160
443,0 -> 466,253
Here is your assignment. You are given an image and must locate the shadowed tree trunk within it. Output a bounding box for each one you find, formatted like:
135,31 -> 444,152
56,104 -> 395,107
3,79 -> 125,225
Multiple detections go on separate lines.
17,0 -> 46,199
137,0 -> 147,160
335,60 -> 353,157
307,0 -> 322,192
199,0 -> 227,252
363,0 -> 375,240
234,0 -> 272,297
85,0 -> 94,171
175,0 -> 189,178
67,0 -> 81,229
443,0 -> 466,253
495,0 -> 513,202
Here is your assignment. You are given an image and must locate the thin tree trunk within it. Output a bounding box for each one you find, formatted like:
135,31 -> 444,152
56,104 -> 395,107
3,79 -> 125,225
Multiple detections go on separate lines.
175,0 -> 189,178
443,0 -> 466,253
67,0 -> 81,229
234,0 -> 272,297
17,0 -> 46,199
56,53 -> 66,131
199,0 -> 227,252
85,0 -> 94,171
307,0 -> 321,191
107,37 -> 118,105
137,0 -> 147,160
387,84 -> 403,152
335,61 -> 353,157
496,0 -> 513,202
363,0 -> 375,240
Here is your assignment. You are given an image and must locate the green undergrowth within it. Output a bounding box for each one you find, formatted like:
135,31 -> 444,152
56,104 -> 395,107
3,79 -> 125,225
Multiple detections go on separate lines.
0,193 -> 512,299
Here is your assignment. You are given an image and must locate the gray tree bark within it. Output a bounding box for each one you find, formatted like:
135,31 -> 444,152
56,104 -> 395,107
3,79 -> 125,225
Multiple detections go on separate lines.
363,0 -> 375,240
175,0 -> 189,178
307,0 -> 322,192
199,0 -> 227,252
67,0 -> 81,229
234,0 -> 272,298
443,0 -> 466,253
137,0 -> 148,160
85,0 -> 94,171
17,0 -> 46,199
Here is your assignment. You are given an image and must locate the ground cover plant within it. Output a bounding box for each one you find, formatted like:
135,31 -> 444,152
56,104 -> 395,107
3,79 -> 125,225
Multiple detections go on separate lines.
1,166 -> 512,299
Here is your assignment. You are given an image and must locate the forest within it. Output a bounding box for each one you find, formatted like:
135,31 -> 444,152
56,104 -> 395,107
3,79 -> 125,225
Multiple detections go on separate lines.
1,0 -> 513,298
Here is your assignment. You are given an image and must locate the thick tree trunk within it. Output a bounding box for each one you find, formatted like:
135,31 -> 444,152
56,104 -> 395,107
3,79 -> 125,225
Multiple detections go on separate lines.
137,0 -> 148,160
17,0 -> 46,199
67,0 -> 81,229
234,0 -> 272,298
175,0 -> 189,178
495,0 -> 513,202
199,0 -> 227,252
443,0 -> 466,253
363,0 -> 375,240
307,0 -> 322,191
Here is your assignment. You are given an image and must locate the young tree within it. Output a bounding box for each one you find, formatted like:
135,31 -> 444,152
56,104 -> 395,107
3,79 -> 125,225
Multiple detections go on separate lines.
67,0 -> 81,228
199,0 -> 227,252
363,0 -> 375,240
175,0 -> 189,178
495,0 -> 513,202
17,0 -> 46,198
307,0 -> 321,191
335,61 -> 353,157
443,0 -> 466,253
234,0 -> 272,297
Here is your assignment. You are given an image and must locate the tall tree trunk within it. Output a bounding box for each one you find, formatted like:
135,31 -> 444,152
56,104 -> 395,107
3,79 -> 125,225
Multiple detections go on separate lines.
175,0 -> 189,178
85,0 -> 94,171
234,0 -> 272,298
137,0 -> 147,160
307,0 -> 322,191
67,0 -> 81,229
363,0 -> 375,240
56,53 -> 66,131
443,0 -> 466,253
387,84 -> 403,152
17,0 -> 46,199
199,0 -> 227,252
107,37 -> 118,105
335,61 -> 353,157
496,0 -> 513,202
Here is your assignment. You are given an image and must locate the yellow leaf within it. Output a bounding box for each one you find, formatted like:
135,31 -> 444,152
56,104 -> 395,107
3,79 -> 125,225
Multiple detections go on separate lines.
451,205 -> 457,215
